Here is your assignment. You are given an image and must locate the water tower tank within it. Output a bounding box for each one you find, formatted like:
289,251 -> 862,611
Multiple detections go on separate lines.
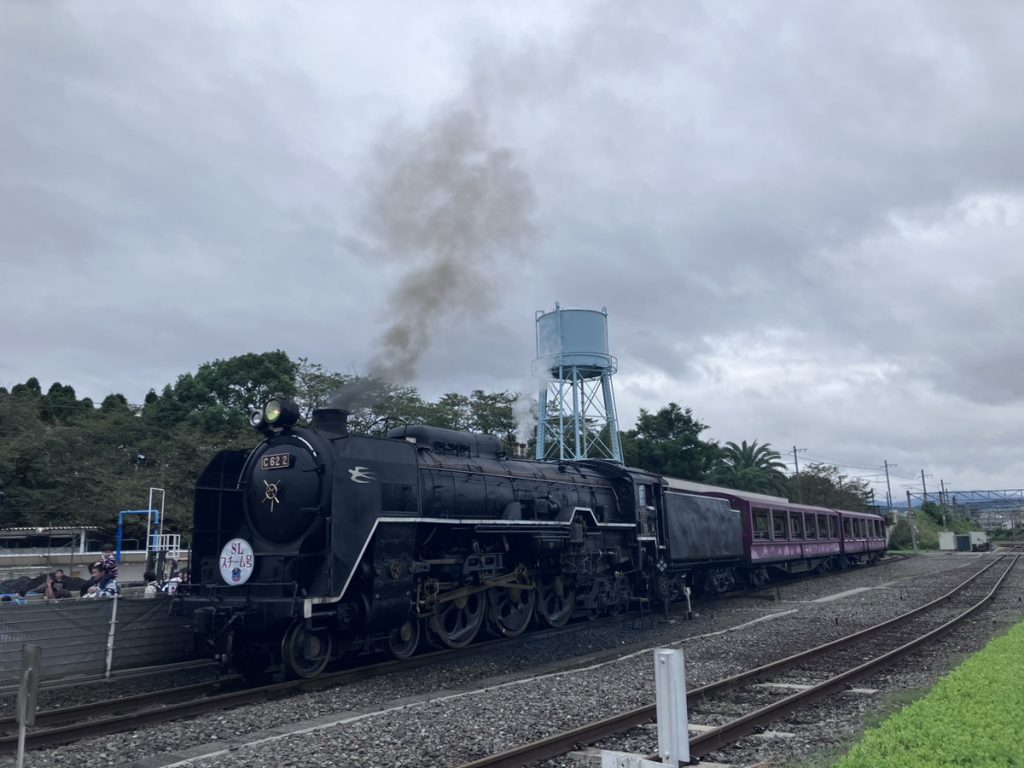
532,304 -> 622,462
535,308 -> 615,379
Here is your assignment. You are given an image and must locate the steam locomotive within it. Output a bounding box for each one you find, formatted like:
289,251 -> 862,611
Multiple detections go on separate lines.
182,398 -> 887,679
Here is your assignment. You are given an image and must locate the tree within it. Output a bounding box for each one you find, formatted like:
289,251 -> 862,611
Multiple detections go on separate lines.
468,390 -> 518,449
41,382 -> 94,424
293,357 -> 346,421
792,463 -> 874,510
192,350 -> 298,414
621,403 -> 719,480
337,377 -> 429,436
100,393 -> 131,413
424,393 -> 472,431
143,351 -> 298,435
711,440 -> 790,495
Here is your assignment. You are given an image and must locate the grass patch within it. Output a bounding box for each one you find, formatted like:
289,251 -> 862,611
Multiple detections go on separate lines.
834,621 -> 1024,767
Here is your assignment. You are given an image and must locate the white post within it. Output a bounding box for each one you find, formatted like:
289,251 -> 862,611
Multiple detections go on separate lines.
655,648 -> 689,766
601,649 -> 689,768
148,487 -> 166,554
16,645 -> 41,768
104,596 -> 119,679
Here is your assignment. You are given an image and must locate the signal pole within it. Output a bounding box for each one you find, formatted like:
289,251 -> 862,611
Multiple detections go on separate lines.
792,446 -> 804,503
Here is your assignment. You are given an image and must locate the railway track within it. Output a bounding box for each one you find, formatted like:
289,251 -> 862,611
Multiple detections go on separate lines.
0,556 -> 904,757
455,554 -> 1018,767
0,599 -> 674,755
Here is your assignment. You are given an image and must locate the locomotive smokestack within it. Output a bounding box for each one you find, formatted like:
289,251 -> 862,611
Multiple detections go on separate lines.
312,408 -> 349,436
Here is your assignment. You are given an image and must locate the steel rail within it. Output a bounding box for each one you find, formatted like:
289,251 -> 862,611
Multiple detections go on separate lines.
686,554 -> 1018,757
0,555 -> 913,756
455,555 -> 1015,768
0,597 -> 661,754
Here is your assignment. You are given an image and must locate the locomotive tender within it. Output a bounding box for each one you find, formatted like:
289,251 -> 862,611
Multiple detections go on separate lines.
183,398 -> 886,679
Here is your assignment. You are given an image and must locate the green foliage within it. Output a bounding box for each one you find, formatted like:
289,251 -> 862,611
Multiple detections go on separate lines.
711,440 -> 789,495
426,392 -> 473,431
792,462 -> 874,510
341,378 -> 430,436
293,357 -> 346,420
919,501 -> 947,526
888,518 -> 915,549
835,621 -> 1024,767
621,403 -> 719,480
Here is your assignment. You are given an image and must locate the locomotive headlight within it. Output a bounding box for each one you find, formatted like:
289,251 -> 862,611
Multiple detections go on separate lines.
265,400 -> 283,424
263,398 -> 300,428
249,409 -> 265,429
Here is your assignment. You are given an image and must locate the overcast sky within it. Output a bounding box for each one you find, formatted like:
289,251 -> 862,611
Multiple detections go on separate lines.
3,1 -> 1023,498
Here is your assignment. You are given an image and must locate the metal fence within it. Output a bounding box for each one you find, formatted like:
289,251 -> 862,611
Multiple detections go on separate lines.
0,596 -> 196,686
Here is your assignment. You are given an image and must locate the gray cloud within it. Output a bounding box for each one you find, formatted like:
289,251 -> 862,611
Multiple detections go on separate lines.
2,1 -> 1023,490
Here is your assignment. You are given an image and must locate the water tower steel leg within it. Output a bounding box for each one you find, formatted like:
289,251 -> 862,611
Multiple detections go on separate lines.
602,373 -> 623,462
572,368 -> 582,460
535,388 -> 548,461
561,368 -> 569,462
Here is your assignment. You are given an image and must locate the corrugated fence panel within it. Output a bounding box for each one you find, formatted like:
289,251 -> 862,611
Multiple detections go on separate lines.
0,597 -> 196,685
113,597 -> 196,670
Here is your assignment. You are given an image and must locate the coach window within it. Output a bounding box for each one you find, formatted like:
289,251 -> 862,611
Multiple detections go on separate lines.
804,514 -> 816,539
753,507 -> 770,540
843,517 -> 853,538
790,512 -> 804,539
772,510 -> 787,539
828,515 -> 837,539
816,514 -> 827,539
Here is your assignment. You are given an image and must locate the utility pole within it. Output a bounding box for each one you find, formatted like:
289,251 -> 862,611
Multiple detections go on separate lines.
939,479 -> 948,528
792,446 -> 803,503
906,490 -> 918,552
920,470 -> 929,506
884,460 -> 895,517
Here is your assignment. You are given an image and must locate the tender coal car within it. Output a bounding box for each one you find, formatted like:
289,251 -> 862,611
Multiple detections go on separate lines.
665,478 -> 887,586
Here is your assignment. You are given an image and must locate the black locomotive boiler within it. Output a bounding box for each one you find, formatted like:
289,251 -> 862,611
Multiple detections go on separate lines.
182,398 -> 752,678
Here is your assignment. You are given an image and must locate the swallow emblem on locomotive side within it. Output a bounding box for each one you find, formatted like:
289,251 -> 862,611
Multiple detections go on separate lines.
348,466 -> 376,484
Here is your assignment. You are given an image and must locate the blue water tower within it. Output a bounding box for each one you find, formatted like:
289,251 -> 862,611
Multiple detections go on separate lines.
533,304 -> 623,462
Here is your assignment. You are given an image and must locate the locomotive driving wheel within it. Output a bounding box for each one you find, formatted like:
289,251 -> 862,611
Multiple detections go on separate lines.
281,620 -> 333,679
429,592 -> 485,649
387,618 -> 421,660
536,574 -> 575,628
487,567 -> 536,637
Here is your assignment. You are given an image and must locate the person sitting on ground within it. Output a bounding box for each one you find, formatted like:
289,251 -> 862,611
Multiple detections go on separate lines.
45,569 -> 71,600
84,563 -> 119,599
143,570 -> 160,598
80,561 -> 103,597
100,544 -> 119,582
162,569 -> 183,595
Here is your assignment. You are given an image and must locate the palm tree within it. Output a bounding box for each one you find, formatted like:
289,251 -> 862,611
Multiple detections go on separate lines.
712,440 -> 790,495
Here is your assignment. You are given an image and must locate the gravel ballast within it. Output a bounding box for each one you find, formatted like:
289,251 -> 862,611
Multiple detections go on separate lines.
5,552 -> 1020,768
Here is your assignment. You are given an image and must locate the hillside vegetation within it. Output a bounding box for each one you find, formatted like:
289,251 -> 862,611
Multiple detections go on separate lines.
1,351 -> 879,535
